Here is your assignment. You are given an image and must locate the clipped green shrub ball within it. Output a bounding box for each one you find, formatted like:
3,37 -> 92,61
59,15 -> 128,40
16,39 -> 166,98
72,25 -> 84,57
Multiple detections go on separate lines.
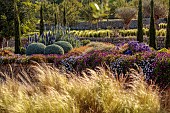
44,44 -> 64,55
26,43 -> 46,55
55,41 -> 73,53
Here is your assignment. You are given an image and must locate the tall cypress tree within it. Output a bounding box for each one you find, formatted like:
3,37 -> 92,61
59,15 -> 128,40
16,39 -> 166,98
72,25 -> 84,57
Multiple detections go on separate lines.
54,13 -> 57,29
14,0 -> 21,54
149,0 -> 156,49
166,0 -> 170,48
63,6 -> 66,26
137,0 -> 143,43
40,4 -> 44,36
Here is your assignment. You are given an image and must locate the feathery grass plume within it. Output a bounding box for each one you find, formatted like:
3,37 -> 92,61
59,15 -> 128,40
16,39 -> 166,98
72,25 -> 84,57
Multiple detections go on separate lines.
0,63 -> 167,113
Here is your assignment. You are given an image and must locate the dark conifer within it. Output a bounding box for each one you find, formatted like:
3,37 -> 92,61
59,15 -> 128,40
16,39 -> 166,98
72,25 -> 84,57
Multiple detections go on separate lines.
14,0 -> 21,54
149,0 -> 156,49
137,0 -> 143,43
166,0 -> 170,48
40,4 -> 44,36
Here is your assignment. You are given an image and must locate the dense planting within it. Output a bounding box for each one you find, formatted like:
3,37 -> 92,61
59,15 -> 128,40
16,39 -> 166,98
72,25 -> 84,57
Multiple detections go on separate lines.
1,42 -> 170,88
1,0 -> 170,112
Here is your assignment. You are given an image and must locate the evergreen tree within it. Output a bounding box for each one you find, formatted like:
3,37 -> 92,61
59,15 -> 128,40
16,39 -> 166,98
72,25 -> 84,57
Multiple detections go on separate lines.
149,0 -> 156,49
54,13 -> 57,30
137,0 -> 143,43
14,0 -> 21,54
166,0 -> 170,48
63,6 -> 66,26
40,4 -> 44,36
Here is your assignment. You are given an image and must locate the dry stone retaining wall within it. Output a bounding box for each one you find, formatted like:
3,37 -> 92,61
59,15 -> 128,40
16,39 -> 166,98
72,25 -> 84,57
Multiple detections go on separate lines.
70,18 -> 166,30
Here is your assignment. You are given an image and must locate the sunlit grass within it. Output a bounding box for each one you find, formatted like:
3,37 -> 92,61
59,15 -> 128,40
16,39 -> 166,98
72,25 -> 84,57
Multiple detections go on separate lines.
0,63 -> 168,113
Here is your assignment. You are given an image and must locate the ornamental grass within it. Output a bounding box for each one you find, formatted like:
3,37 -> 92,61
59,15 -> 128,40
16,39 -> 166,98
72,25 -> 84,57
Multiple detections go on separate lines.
0,63 -> 168,113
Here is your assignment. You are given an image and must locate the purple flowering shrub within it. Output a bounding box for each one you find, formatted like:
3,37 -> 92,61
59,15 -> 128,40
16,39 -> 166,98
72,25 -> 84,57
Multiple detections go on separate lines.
109,52 -> 170,88
128,41 -> 150,51
125,41 -> 151,54
115,41 -> 151,55
60,50 -> 170,88
150,53 -> 170,87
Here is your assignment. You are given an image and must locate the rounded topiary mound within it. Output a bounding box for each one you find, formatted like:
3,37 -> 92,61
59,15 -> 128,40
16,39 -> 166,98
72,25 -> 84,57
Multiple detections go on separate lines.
44,44 -> 64,55
26,43 -> 46,55
55,41 -> 73,53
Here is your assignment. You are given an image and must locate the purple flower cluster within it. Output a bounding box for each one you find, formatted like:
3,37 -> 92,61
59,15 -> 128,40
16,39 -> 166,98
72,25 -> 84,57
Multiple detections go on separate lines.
61,56 -> 77,72
110,58 -> 126,74
128,41 -> 151,52
137,58 -> 156,81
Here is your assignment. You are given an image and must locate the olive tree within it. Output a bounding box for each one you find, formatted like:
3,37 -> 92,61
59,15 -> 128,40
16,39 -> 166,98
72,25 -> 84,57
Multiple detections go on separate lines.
115,7 -> 137,29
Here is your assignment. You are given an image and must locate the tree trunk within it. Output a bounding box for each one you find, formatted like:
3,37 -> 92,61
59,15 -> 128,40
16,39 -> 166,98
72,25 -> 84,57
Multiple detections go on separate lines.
124,20 -> 131,30
124,23 -> 130,30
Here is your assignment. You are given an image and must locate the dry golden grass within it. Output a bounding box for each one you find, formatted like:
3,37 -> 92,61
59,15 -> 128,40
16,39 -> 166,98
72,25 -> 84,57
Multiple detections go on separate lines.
85,42 -> 115,53
0,63 -> 168,113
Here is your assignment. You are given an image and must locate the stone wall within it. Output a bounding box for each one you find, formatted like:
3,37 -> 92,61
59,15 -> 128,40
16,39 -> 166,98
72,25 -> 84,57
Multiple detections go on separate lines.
70,18 -> 166,30
1,38 -> 28,48
36,18 -> 166,30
